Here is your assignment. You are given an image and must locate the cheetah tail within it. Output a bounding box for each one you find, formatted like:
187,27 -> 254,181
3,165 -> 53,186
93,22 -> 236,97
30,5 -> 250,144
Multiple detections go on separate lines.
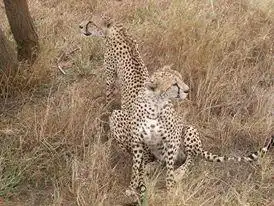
244,135 -> 274,162
200,135 -> 274,163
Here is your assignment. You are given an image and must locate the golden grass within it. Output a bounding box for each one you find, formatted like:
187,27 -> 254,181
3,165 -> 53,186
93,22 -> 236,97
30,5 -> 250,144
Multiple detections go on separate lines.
0,0 -> 273,205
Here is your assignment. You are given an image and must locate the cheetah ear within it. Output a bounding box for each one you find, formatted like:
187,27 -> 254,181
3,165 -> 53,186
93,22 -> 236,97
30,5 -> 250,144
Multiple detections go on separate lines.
96,13 -> 113,28
104,19 -> 113,28
145,80 -> 157,91
90,13 -> 113,32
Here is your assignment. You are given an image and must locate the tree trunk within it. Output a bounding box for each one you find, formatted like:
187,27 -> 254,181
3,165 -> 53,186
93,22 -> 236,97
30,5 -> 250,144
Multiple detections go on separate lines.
4,0 -> 39,64
0,27 -> 17,72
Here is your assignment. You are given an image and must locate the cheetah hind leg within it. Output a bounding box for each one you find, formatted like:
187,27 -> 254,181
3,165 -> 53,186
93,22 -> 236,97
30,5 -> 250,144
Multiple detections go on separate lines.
173,125 -> 198,182
174,151 -> 193,182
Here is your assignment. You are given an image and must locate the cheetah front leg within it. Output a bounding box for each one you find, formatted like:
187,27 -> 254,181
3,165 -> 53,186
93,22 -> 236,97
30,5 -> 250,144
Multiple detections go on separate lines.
163,138 -> 179,190
126,141 -> 145,197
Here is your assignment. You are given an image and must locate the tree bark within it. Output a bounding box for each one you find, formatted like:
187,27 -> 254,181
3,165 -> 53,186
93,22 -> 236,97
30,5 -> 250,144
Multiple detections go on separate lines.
4,0 -> 39,64
0,27 -> 17,72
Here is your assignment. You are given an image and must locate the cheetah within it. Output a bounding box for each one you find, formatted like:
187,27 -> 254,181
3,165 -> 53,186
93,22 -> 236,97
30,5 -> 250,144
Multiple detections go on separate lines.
80,17 -> 274,200
114,65 -> 274,199
79,15 -> 157,165
79,15 -> 149,113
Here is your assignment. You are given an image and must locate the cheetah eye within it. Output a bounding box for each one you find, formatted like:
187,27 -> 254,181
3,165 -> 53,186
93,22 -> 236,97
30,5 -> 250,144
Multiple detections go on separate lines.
173,83 -> 178,87
106,22 -> 111,28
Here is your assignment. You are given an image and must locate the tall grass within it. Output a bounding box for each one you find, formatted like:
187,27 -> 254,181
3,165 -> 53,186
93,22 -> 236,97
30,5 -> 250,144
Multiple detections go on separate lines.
0,0 -> 273,205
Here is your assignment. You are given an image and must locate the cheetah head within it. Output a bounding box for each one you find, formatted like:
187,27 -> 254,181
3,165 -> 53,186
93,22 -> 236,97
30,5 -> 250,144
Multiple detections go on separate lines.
145,65 -> 189,100
79,15 -> 114,37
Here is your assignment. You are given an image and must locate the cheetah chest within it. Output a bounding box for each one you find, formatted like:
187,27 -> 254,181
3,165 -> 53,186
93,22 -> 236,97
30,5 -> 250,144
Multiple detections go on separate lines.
140,118 -> 164,159
142,119 -> 162,144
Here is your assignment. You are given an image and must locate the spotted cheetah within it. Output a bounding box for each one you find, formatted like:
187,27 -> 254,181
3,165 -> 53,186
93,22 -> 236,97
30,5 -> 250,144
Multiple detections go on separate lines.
115,65 -> 274,199
79,15 -> 149,113
80,17 -> 274,200
79,15 -> 157,165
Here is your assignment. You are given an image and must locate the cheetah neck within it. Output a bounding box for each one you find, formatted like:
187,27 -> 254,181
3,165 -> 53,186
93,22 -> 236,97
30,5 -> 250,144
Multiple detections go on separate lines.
105,33 -> 149,113
142,89 -> 170,119
144,89 -> 169,105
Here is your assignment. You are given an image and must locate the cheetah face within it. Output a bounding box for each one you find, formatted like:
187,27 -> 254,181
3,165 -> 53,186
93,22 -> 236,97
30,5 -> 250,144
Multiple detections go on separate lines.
146,65 -> 189,101
79,20 -> 105,37
164,80 -> 189,100
79,15 -> 115,38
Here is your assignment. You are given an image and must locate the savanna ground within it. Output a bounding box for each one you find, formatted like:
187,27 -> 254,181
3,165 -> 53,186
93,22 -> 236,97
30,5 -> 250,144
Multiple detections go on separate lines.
0,0 -> 274,205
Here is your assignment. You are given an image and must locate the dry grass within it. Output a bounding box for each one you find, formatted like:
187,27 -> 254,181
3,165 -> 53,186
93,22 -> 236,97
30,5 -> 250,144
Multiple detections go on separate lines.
0,0 -> 273,205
